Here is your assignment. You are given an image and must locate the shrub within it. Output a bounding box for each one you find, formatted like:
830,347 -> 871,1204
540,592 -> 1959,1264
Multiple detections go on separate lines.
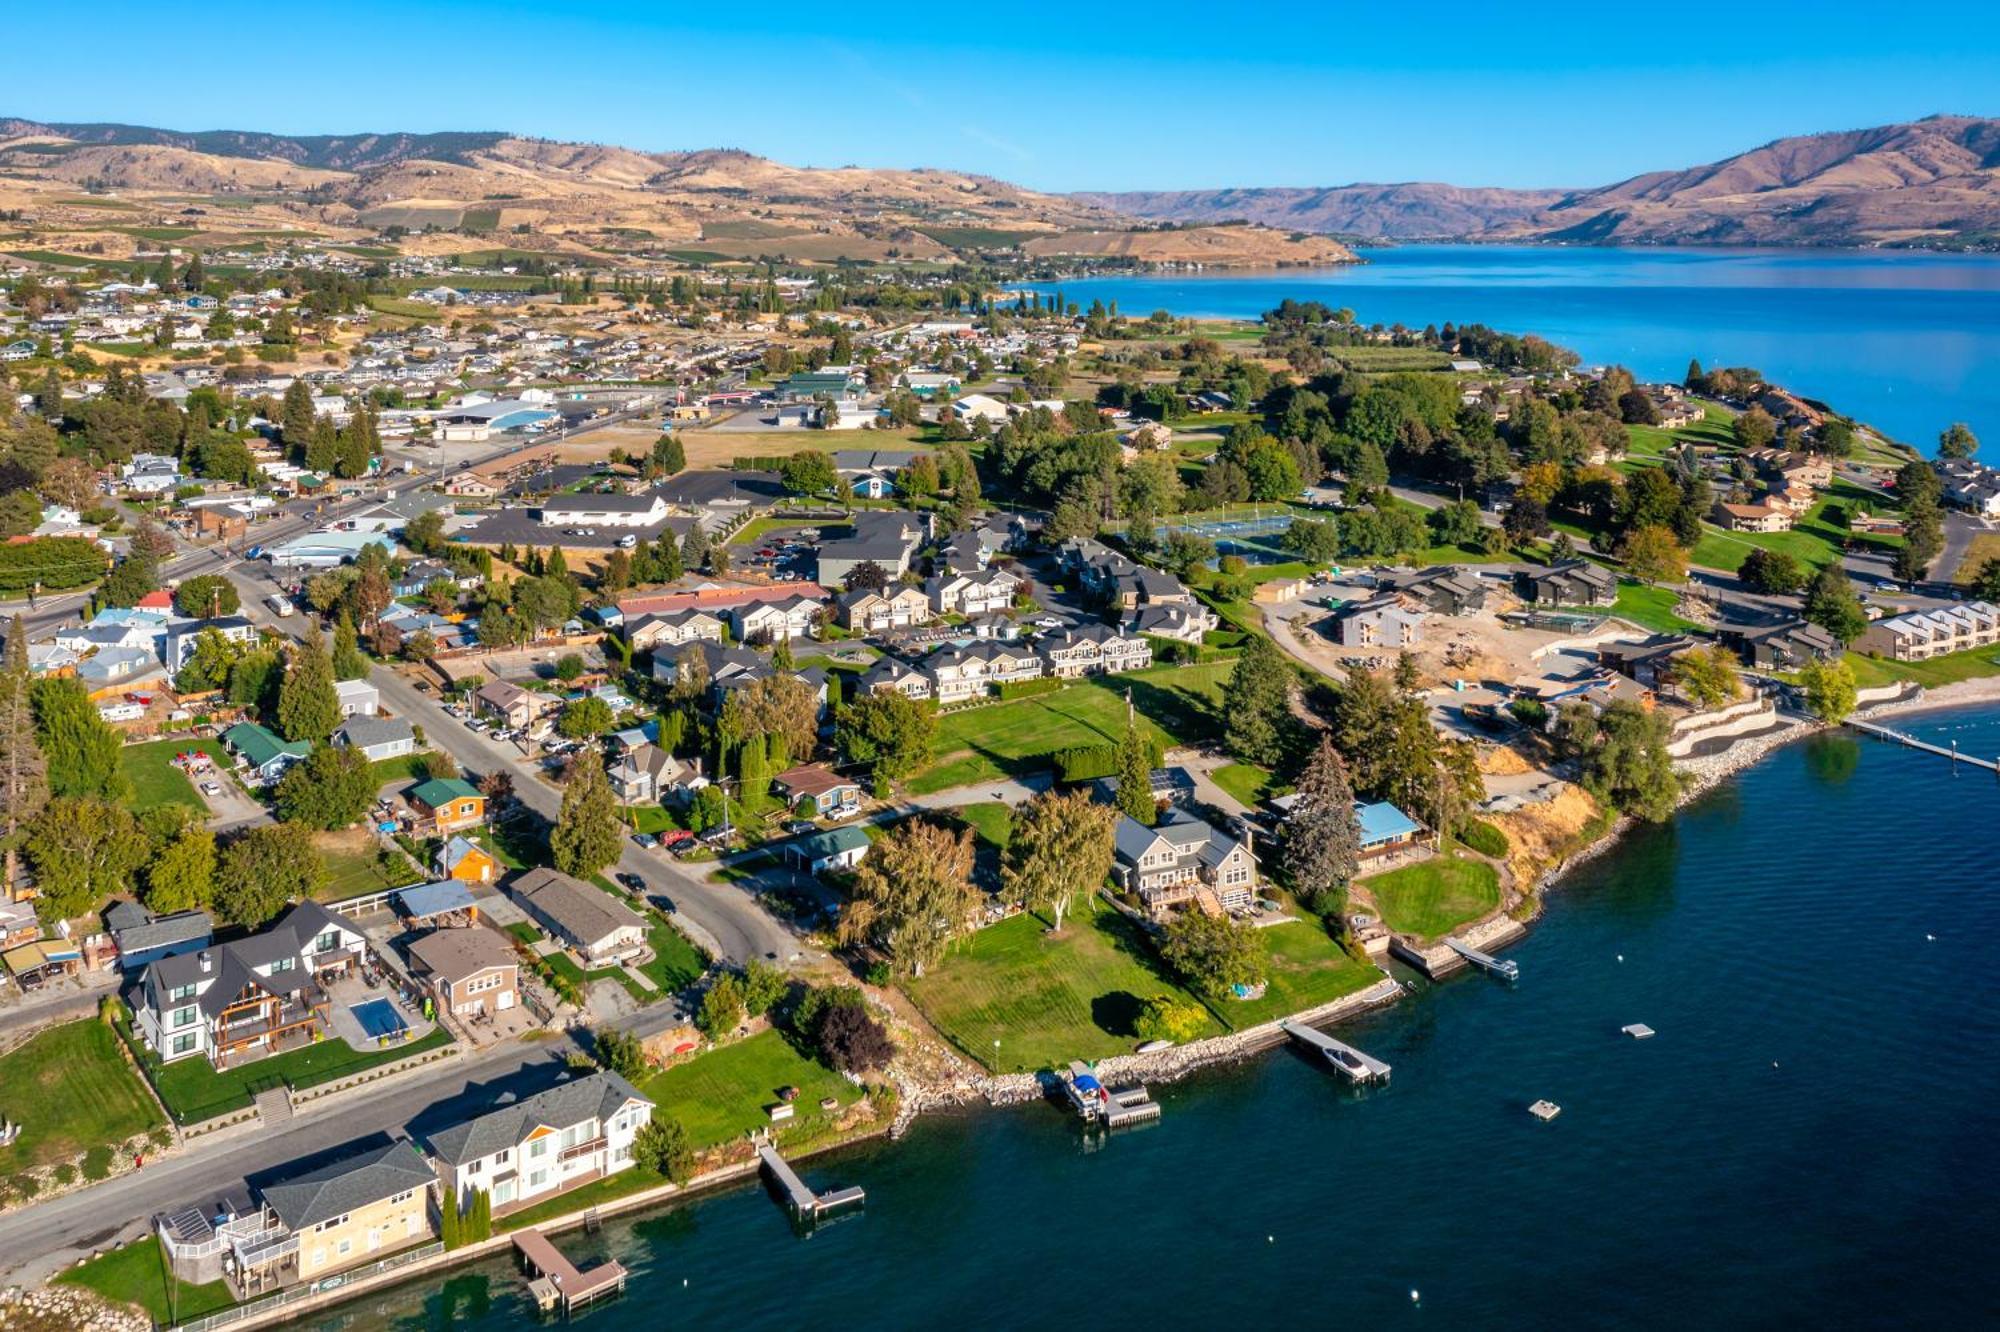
52,1163 -> 77,1188
81,1145 -> 115,1182
1053,744 -> 1120,782
1457,819 -> 1509,858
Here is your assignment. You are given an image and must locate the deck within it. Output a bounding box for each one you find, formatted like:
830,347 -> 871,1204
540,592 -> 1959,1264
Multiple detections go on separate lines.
511,1228 -> 626,1313
1281,1020 -> 1392,1084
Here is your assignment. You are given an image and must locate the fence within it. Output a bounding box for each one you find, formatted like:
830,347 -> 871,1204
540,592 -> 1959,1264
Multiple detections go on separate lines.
167,1242 -> 446,1332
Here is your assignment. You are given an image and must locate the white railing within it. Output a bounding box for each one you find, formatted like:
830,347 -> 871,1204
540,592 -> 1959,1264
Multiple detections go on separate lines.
167,1241 -> 445,1332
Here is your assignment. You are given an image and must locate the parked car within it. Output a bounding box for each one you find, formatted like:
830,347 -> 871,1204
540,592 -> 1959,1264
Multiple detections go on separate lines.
616,872 -> 646,893
785,820 -> 817,835
200,781 -> 222,796
632,832 -> 659,850
660,829 -> 696,851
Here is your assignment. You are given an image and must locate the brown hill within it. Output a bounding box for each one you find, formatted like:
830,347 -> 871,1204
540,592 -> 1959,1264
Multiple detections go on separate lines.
1075,183 -> 1567,241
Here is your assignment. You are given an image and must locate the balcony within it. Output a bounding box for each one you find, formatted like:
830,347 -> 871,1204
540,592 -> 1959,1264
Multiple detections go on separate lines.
558,1135 -> 608,1164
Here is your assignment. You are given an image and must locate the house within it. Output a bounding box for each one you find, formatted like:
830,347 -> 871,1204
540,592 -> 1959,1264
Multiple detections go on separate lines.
104,902 -> 213,973
1711,500 -> 1794,533
1354,800 -> 1432,863
511,868 -> 648,965
334,677 -> 381,718
1330,594 -> 1424,648
133,901 -> 366,1067
784,825 -> 871,876
922,640 -> 1044,702
949,393 -> 1012,426
1597,634 -> 1701,688
857,655 -> 932,699
608,743 -> 702,804
815,512 -> 925,586
393,880 -> 480,929
1089,766 -> 1198,812
1374,566 -> 1488,615
650,639 -> 773,700
1037,624 -> 1152,678
221,720 -> 310,784
407,777 -> 486,835
406,926 -> 519,1020
163,617 -> 256,674
332,715 -> 416,762
626,609 -> 725,652
435,835 -> 501,886
1854,601 -> 2000,662
731,594 -> 822,644
1514,561 -> 1618,608
198,1140 -> 436,1294
473,679 -> 556,730
927,567 -> 1020,617
1718,620 -> 1841,671
1111,809 -> 1257,919
772,763 -> 862,819
777,368 -> 864,403
425,1071 -> 654,1214
538,492 -> 668,529
1123,602 -> 1216,645
832,448 -> 922,498
896,371 -> 960,399
837,585 -> 933,634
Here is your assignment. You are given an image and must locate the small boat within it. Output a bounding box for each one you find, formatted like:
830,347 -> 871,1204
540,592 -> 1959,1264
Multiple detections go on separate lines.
1135,1039 -> 1174,1054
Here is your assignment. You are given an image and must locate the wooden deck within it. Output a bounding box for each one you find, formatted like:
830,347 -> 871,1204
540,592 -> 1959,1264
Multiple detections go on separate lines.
511,1227 -> 626,1313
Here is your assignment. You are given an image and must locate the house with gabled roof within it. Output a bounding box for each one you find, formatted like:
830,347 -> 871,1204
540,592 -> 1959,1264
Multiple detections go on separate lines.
425,1071 -> 654,1214
221,720 -> 311,784
1111,809 -> 1257,919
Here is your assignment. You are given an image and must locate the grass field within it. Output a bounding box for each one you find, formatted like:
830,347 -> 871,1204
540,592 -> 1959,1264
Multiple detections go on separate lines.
909,662 -> 1233,796
639,1028 -> 861,1147
1844,646 -> 2000,690
635,912 -> 707,993
57,1236 -> 236,1326
952,802 -> 1015,850
1362,850 -> 1502,940
902,897 -> 1221,1071
0,1019 -> 164,1171
1953,532 -> 2000,586
132,1018 -> 452,1124
315,833 -> 426,903
1330,346 -> 1454,372
1690,489 -> 1901,575
120,738 -> 226,813
1610,582 -> 1704,634
1211,763 -> 1283,808
1222,921 -> 1382,1027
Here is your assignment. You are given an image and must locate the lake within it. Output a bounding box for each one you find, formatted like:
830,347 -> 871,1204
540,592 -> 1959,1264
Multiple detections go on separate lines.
310,706 -> 2000,1330
1031,245 -> 2000,451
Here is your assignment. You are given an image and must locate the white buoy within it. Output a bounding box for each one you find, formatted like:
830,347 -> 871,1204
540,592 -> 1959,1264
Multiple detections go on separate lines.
1616,954 -> 1624,962
1926,933 -> 1937,942
1410,1289 -> 1421,1303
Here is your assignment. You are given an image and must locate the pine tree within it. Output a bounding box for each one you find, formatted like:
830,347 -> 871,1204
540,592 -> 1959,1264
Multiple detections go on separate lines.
331,615 -> 368,681
1283,736 -> 1361,918
0,617 -> 48,888
441,1192 -> 460,1249
552,752 -> 622,877
280,381 -> 316,452
277,625 -> 341,744
545,545 -> 568,580
1114,698 -> 1155,826
304,416 -> 339,475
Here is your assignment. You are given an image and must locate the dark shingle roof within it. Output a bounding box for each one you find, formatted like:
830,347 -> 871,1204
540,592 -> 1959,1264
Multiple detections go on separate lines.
261,1139 -> 434,1231
425,1071 -> 651,1166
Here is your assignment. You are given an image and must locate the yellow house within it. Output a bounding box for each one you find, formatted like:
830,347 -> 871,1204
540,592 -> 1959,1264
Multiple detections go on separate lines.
408,777 -> 487,836
246,1140 -> 436,1292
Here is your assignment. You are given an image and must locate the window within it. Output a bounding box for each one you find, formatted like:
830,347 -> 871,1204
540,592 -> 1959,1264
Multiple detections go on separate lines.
528,1138 -> 548,1159
171,1032 -> 198,1056
314,929 -> 341,954
269,956 -> 294,974
336,1238 -> 352,1257
171,1006 -> 197,1029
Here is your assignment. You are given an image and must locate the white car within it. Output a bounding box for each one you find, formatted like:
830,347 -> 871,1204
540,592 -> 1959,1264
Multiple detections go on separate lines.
200,781 -> 222,796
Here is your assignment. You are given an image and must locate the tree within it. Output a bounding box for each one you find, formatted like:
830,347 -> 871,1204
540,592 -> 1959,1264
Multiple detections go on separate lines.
144,827 -> 216,914
98,552 -> 160,608
1671,645 -> 1742,710
779,449 -> 837,496
1580,700 -> 1680,822
1739,547 -> 1806,595
651,433 -> 686,477
1282,518 -> 1341,565
0,618 -> 48,880
273,745 -> 375,829
817,1001 -> 894,1072
1733,405 -> 1777,450
838,819 -> 977,977
553,653 -> 586,683
558,696 -> 616,739
1114,705 -> 1155,825
1968,557 -> 2000,604
697,971 -> 746,1038
1221,635 -> 1292,767
1282,736 -> 1360,917
404,508 -> 446,556
631,1118 -> 696,1184
1503,497 -> 1550,546
24,797 -> 148,924
172,574 -> 239,619
594,1027 -> 649,1081
1620,524 -> 1688,584
1002,790 -> 1114,933
1134,995 -> 1209,1045
276,626 -> 341,744
216,823 -> 327,924
552,752 -> 622,877
1803,565 -> 1868,644
1158,909 -> 1260,1000
129,517 -> 176,561
835,693 -> 937,782
842,560 -> 889,595
1938,422 -> 1980,460
1427,499 -> 1484,548
1799,656 -> 1859,724
31,676 -> 127,801
331,614 -> 369,682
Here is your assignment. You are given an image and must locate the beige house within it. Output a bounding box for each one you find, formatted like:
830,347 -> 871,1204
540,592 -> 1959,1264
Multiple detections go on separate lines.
628,609 -> 726,652
837,585 -> 933,634
1112,809 -> 1257,918
406,926 -> 519,1019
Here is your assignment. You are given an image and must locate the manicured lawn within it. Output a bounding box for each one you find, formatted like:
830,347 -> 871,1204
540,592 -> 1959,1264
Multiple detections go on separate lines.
368,752 -> 433,787
134,1020 -> 453,1124
953,802 -> 1014,850
507,921 -> 543,944
1363,850 -> 1502,941
639,1028 -> 861,1148
0,1019 -> 164,1171
1211,763 -> 1283,808
637,914 -> 707,993
1690,489 -> 1901,575
902,897 -> 1221,1071
57,1236 -> 236,1325
1845,646 -> 2000,690
120,738 -> 226,813
315,835 -> 426,903
1610,582 -> 1704,634
909,662 -> 1233,795
1222,921 -> 1382,1028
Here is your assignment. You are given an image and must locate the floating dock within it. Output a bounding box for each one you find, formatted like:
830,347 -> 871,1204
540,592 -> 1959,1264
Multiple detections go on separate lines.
1846,719 -> 2000,772
1446,937 -> 1520,981
757,1141 -> 865,1220
1622,1023 -> 1655,1040
512,1227 -> 627,1315
1061,1061 -> 1163,1127
1528,1100 -> 1561,1121
1280,1020 -> 1391,1084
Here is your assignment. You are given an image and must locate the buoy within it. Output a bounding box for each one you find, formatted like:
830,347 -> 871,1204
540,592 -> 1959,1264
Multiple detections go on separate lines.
1926,933 -> 1937,942
1616,954 -> 1624,962
1410,1289 -> 1421,1303
1267,1235 -> 1274,1243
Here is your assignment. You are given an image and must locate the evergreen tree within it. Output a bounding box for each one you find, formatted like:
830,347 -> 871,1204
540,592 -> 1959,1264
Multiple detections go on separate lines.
552,752 -> 622,877
280,381 -> 316,452
1114,700 -> 1155,825
304,415 -> 339,475
276,625 -> 341,744
31,677 -> 127,801
0,617 -> 49,887
1282,736 -> 1361,918
331,614 -> 368,681
1221,635 -> 1293,767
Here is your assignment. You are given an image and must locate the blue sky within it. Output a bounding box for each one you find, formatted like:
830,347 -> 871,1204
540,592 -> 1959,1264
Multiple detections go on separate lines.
11,1 -> 2000,192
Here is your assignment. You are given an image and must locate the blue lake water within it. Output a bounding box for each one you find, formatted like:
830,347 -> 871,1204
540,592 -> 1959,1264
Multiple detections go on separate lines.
1031,245 -> 2000,451
311,708 -> 2000,1330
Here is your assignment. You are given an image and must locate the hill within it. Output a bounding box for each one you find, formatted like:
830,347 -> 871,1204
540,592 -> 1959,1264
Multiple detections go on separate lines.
1077,116 -> 2000,249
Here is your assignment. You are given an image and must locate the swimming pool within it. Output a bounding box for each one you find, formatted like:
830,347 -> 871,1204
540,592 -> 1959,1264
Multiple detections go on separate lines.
349,998 -> 409,1041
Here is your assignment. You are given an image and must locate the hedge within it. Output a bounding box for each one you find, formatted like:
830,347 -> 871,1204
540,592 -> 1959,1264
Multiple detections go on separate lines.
1457,819 -> 1509,859
995,677 -> 1062,701
0,536 -> 108,595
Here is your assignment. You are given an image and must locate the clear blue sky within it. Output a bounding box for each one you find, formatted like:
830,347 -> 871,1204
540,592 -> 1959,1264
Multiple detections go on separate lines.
11,1 -> 1999,192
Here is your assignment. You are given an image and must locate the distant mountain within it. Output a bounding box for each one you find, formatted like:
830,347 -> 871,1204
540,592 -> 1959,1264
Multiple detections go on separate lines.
0,118 -> 508,171
1078,116 -> 2000,249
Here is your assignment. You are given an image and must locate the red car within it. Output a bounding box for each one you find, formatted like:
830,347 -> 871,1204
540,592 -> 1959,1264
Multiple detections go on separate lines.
659,829 -> 696,851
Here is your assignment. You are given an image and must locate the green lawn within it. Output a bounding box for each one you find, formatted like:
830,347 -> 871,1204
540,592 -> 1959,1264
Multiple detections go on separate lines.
0,1019 -> 164,1172
1211,763 -> 1283,808
1363,850 -> 1502,940
953,802 -> 1014,850
120,738 -> 226,813
1690,487 -> 1901,575
368,752 -> 433,787
1222,921 -> 1382,1028
636,913 -> 708,993
57,1236 -> 236,1326
131,1018 -> 452,1124
1610,582 -> 1704,634
909,661 -> 1233,796
638,1028 -> 862,1148
1845,646 -> 2000,690
902,897 -> 1222,1071
315,837 -> 426,903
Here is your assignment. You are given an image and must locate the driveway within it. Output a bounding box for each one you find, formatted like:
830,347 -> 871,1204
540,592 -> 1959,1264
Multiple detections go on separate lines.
199,772 -> 268,832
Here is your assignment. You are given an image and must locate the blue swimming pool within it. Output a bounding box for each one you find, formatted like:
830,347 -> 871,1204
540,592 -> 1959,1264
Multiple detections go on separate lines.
349,998 -> 409,1041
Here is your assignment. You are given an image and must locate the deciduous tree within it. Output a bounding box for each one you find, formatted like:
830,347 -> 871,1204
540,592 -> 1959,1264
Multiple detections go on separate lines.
1001,790 -> 1114,932
1158,909 -> 1260,1000
215,823 -> 328,925
838,819 -> 976,977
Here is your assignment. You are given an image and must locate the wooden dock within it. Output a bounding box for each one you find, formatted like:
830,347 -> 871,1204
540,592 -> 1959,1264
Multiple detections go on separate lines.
1281,1020 -> 1391,1084
1847,719 -> 2000,771
1060,1061 -> 1162,1127
1446,937 -> 1520,981
757,1142 -> 865,1220
511,1228 -> 626,1315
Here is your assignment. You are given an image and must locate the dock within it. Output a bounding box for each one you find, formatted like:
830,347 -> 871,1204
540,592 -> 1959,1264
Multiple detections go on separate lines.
757,1141 -> 865,1220
511,1228 -> 626,1315
1060,1061 -> 1163,1127
1528,1100 -> 1561,1121
1280,1020 -> 1391,1084
1446,937 -> 1520,981
1847,719 -> 2000,772
1622,1023 -> 1655,1040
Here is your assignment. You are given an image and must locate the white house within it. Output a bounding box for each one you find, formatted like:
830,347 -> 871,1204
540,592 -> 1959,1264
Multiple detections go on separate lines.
333,677 -> 381,718
731,594 -> 822,643
927,567 -> 1020,617
425,1071 -> 654,1214
950,393 -> 1012,426
538,493 -> 667,529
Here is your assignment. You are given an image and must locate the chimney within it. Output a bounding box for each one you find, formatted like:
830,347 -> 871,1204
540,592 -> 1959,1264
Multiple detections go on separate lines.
199,950 -> 212,973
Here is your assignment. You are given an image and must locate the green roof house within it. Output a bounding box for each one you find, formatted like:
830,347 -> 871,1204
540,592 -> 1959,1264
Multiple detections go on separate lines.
221,721 -> 311,783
